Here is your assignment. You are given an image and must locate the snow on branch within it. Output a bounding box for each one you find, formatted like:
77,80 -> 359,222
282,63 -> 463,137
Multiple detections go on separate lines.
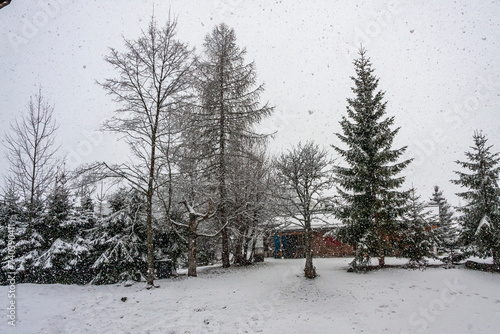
475,215 -> 491,235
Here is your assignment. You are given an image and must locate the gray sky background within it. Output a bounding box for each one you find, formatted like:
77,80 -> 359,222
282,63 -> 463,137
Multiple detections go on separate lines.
1,0 -> 499,207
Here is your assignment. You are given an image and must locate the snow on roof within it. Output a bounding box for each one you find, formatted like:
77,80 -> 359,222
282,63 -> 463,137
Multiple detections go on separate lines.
272,213 -> 342,232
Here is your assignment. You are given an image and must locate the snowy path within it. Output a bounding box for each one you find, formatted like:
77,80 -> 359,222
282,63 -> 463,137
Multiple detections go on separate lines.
1,258 -> 500,333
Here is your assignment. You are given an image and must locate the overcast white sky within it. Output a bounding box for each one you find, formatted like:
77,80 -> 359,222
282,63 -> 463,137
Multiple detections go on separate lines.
1,0 -> 499,206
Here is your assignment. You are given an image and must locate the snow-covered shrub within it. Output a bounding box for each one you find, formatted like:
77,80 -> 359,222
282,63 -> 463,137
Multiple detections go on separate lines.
88,190 -> 148,284
34,237 -> 91,284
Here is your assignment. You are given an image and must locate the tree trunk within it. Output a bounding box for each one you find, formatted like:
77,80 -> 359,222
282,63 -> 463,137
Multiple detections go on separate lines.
146,125 -> 158,287
304,220 -> 316,279
221,226 -> 230,267
378,254 -> 385,267
263,235 -> 269,258
28,174 -> 35,234
378,233 -> 385,267
375,212 -> 385,267
218,51 -> 232,269
146,194 -> 155,285
219,126 -> 230,268
146,188 -> 155,286
249,235 -> 257,263
188,230 -> 197,277
493,248 -> 499,268
234,234 -> 244,265
28,146 -> 38,235
243,226 -> 253,263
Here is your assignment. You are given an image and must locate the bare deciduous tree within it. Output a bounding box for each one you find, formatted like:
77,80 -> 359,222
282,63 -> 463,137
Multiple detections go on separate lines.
275,141 -> 334,279
229,146 -> 274,265
3,89 -> 60,232
98,15 -> 195,287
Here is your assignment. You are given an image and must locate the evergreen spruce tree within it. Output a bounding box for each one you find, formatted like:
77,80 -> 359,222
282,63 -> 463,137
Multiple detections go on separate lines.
0,185 -> 20,281
0,185 -> 20,250
333,48 -> 412,269
76,193 -> 97,242
34,171 -> 95,283
108,187 -> 128,213
399,187 -> 435,267
0,182 -> 45,283
429,185 -> 458,264
452,131 -> 500,266
34,237 -> 91,284
88,189 -> 149,284
0,184 -> 20,222
42,171 -> 72,245
80,193 -> 95,213
6,216 -> 45,283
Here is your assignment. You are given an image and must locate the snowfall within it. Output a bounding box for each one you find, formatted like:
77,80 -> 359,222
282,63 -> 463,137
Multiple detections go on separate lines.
1,258 -> 499,334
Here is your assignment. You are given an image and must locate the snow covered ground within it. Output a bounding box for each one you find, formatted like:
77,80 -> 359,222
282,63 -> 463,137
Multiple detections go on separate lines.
1,257 -> 499,334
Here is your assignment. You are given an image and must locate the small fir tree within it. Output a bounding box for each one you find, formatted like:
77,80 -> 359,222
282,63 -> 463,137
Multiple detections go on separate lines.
0,184 -> 20,223
43,171 -> 73,245
108,188 -> 129,214
452,131 -> 500,266
80,194 -> 95,213
399,187 -> 435,267
429,185 -> 459,264
0,185 -> 20,281
333,48 -> 412,269
0,183 -> 46,283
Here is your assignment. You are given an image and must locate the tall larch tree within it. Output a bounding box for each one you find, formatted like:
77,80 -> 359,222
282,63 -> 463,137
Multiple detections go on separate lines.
333,48 -> 412,269
452,131 -> 500,266
195,23 -> 273,268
